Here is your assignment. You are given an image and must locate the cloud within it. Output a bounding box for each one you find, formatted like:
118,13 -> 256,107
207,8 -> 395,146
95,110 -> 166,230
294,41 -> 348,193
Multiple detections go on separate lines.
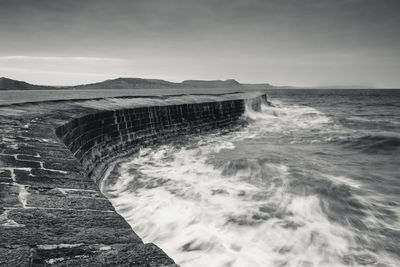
0,55 -> 125,62
0,0 -> 399,87
0,66 -> 114,76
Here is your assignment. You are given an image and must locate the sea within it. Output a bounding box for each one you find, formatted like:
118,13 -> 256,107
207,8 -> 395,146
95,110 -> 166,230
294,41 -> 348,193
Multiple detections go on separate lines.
100,89 -> 400,267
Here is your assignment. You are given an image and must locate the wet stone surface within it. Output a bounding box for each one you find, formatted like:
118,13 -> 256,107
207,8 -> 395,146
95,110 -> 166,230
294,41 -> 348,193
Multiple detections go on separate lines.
0,93 -> 264,266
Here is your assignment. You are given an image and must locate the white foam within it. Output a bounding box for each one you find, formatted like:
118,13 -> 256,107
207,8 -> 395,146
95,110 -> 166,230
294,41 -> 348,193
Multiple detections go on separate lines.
103,142 -> 359,266
244,100 -> 331,131
101,100 -> 396,267
323,174 -> 362,188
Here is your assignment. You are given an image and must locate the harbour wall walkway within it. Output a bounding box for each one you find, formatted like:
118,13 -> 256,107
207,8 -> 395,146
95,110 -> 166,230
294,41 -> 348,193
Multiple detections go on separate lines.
0,92 -> 266,266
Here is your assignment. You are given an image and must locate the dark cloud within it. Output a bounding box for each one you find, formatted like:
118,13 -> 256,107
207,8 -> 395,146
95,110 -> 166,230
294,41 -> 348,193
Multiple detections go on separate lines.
0,0 -> 399,87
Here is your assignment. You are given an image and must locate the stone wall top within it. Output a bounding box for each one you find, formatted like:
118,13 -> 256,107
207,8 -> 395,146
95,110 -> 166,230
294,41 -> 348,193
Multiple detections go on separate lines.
0,92 -> 265,266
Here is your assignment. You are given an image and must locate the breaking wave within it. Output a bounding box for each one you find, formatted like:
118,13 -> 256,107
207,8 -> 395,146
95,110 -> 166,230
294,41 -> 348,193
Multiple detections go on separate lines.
337,135 -> 400,154
102,95 -> 400,267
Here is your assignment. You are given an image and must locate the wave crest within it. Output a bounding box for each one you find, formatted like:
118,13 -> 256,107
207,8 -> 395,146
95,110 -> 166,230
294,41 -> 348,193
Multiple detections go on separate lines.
338,135 -> 400,153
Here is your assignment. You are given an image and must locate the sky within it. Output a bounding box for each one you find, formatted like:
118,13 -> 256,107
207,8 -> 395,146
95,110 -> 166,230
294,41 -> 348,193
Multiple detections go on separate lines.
0,0 -> 399,87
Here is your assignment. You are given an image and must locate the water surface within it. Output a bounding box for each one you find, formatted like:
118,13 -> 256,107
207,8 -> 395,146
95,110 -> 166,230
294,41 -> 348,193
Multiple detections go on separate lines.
103,89 -> 400,267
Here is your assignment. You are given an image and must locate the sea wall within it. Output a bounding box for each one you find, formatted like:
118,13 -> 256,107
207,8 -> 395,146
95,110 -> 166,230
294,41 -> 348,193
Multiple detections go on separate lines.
55,96 -> 265,184
0,92 -> 266,266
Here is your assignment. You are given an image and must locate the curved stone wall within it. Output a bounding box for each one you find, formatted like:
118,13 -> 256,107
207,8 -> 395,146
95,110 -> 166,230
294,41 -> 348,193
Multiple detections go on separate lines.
0,93 -> 266,265
55,94 -> 266,184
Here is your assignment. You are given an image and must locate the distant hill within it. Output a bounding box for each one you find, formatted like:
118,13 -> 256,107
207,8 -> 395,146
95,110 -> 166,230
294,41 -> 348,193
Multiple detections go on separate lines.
182,79 -> 242,88
182,79 -> 273,89
0,77 -> 276,90
0,77 -> 58,90
72,77 -> 189,89
71,78 -> 275,90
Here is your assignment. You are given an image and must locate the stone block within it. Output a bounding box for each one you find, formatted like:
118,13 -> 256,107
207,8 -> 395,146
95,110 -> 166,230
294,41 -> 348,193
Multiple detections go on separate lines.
0,184 -> 22,208
14,169 -> 96,190
25,188 -> 114,211
2,208 -> 142,245
0,169 -> 12,183
0,155 -> 41,169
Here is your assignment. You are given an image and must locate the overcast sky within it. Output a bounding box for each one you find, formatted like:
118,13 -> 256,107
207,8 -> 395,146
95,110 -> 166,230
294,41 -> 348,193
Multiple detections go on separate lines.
0,0 -> 399,87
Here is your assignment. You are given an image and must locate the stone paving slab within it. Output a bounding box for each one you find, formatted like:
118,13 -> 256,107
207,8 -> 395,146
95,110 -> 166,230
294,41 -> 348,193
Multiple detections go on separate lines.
0,92 -> 264,266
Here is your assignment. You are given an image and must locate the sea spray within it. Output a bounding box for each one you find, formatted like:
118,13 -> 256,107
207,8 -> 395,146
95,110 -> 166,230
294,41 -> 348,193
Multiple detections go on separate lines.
102,90 -> 400,267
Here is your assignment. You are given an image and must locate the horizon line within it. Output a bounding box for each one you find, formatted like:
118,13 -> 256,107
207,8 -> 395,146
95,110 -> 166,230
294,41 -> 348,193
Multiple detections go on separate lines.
2,76 -> 399,89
